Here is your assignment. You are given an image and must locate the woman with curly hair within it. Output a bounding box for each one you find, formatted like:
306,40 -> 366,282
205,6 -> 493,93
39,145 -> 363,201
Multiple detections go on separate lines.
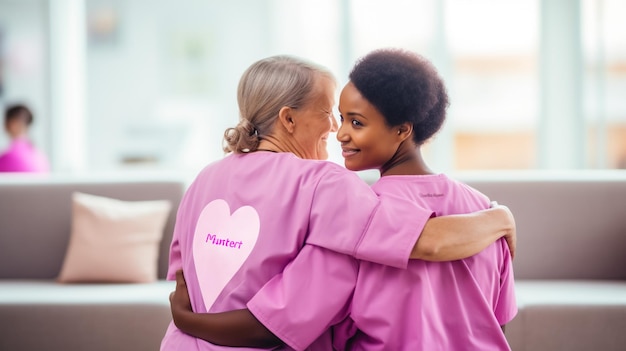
329,48 -> 517,350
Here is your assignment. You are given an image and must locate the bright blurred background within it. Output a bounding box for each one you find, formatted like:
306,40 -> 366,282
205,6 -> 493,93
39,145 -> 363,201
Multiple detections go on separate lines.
0,0 -> 624,179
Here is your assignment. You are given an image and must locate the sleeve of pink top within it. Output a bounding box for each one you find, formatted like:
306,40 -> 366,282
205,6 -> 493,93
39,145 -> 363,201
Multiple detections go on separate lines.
165,224 -> 182,280
494,238 -> 518,325
166,188 -> 192,280
247,245 -> 359,351
305,168 -> 433,269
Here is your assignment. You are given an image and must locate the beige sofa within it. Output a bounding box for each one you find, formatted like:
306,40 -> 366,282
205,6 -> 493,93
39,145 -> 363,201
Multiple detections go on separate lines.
460,171 -> 626,351
0,175 -> 186,351
1,171 -> 625,351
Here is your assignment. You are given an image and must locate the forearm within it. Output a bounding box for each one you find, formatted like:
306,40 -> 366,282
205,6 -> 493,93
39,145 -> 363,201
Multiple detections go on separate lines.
173,308 -> 282,348
411,206 -> 515,261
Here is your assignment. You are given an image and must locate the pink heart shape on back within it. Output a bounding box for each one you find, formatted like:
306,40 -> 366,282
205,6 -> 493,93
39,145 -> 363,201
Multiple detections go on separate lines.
193,199 -> 260,311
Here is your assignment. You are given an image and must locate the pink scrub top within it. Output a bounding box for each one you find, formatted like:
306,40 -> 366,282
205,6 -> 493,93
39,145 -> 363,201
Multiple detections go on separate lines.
160,152 -> 432,351
333,174 -> 517,350
249,174 -> 517,351
0,138 -> 49,173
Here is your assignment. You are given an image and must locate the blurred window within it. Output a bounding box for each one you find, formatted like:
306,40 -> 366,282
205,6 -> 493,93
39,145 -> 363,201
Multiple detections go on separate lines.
1,0 -> 624,173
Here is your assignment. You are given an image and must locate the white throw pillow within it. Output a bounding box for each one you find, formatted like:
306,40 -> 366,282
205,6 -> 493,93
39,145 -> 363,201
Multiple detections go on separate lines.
57,192 -> 171,283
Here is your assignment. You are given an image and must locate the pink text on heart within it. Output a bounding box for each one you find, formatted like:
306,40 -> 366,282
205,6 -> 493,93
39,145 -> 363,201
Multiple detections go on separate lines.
205,233 -> 244,249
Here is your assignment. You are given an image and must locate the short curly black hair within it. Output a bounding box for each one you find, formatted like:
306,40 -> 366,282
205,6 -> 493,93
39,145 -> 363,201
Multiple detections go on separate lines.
4,104 -> 33,126
349,48 -> 449,144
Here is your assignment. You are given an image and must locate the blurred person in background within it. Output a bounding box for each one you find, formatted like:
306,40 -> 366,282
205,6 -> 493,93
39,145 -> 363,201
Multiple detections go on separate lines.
0,103 -> 50,173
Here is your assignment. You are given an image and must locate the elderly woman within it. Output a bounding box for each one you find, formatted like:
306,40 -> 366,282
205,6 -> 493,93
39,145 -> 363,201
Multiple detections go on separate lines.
161,55 -> 515,350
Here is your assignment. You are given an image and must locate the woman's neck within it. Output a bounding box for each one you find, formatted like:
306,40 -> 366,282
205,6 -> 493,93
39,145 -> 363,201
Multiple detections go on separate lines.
380,145 -> 434,177
257,132 -> 314,159
256,134 -> 294,154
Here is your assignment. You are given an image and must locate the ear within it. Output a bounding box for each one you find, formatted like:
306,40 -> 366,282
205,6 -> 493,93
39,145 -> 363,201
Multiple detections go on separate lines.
397,123 -> 413,142
277,106 -> 296,133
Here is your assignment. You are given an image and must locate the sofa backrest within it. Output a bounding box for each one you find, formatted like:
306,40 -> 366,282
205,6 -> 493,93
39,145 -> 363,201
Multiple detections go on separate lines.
461,172 -> 626,280
0,175 -> 186,280
4,172 -> 623,281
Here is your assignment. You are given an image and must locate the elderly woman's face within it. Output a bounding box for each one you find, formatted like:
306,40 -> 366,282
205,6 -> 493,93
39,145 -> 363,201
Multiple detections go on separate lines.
291,75 -> 338,160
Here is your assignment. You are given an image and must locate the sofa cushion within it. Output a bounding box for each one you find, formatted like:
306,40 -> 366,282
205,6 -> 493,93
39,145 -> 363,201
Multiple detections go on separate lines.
0,280 -> 175,351
58,192 -> 172,283
505,280 -> 626,351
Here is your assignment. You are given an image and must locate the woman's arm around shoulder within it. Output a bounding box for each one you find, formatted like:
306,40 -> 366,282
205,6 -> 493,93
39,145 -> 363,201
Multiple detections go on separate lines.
412,204 -> 516,261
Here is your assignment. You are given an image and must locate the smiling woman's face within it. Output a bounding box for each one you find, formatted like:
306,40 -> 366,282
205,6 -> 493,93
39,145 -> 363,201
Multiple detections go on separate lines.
337,82 -> 402,171
291,75 -> 338,160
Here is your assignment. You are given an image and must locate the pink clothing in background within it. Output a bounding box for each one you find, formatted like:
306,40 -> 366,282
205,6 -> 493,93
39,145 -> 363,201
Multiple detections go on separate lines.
160,152 -> 432,351
335,174 -> 517,350
0,138 -> 49,173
